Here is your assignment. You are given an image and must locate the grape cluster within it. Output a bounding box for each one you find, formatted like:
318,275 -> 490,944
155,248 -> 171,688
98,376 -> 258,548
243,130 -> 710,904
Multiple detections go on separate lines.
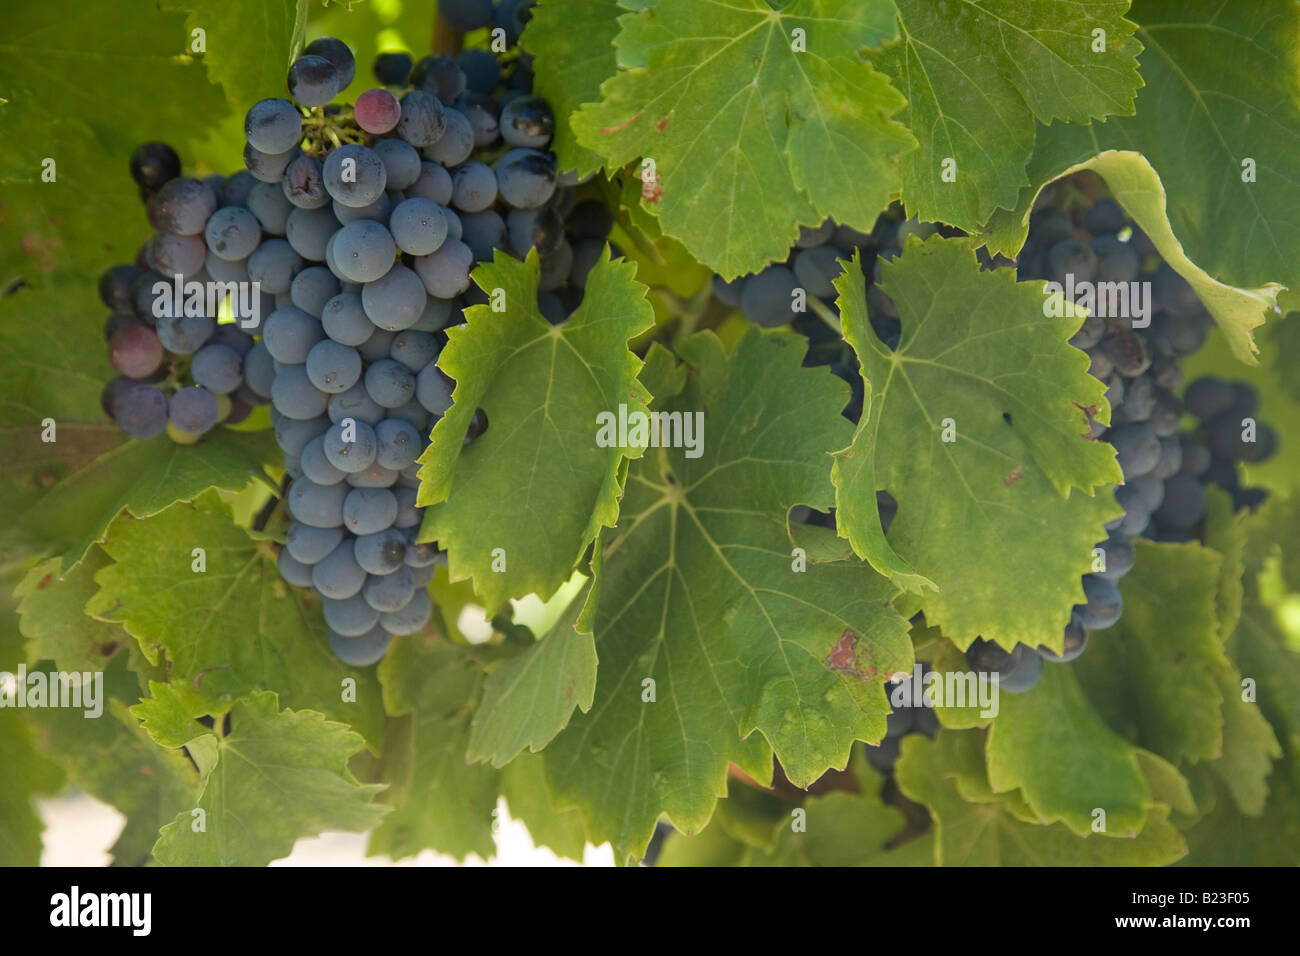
98,143 -> 274,444
95,19 -> 613,666
717,183 -> 1279,700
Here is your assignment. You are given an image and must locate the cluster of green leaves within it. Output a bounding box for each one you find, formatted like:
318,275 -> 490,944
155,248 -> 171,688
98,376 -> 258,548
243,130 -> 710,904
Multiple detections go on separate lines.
0,0 -> 1297,869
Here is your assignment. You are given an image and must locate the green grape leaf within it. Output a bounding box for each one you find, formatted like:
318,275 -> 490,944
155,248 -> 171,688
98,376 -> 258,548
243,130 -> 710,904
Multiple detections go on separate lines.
500,752 -> 587,861
987,149 -> 1283,365
833,238 -> 1121,650
370,635 -> 500,862
1210,670 -> 1282,817
0,1 -> 228,286
1074,541 -> 1229,765
545,328 -> 913,859
986,663 -> 1152,836
897,731 -> 1187,866
15,549 -> 129,672
162,0 -> 308,112
153,691 -> 387,866
131,681 -> 220,749
797,787 -> 914,867
468,579 -> 598,767
1182,757 -> 1300,866
33,659 -> 199,867
879,0 -> 1141,232
0,711 -> 65,866
84,492 -> 386,749
417,250 -> 654,611
1134,749 -> 1197,820
522,0 -> 621,176
572,0 -> 916,279
20,428 -> 278,572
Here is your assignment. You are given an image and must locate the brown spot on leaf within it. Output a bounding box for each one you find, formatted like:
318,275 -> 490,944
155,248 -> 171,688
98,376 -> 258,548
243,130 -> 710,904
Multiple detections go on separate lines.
600,110 -> 644,135
36,573 -> 53,590
1003,467 -> 1023,487
656,116 -> 669,132
99,642 -> 118,657
827,630 -> 858,673
139,764 -> 155,777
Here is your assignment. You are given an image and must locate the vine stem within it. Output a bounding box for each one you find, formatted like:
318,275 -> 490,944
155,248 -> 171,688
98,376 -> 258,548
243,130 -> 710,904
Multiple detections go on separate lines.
805,294 -> 843,337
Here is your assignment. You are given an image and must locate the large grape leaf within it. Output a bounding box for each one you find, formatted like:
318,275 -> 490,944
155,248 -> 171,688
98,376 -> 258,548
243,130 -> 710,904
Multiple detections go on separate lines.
467,579 -> 598,767
15,549 -> 130,672
84,492 -> 386,749
162,0 -> 308,112
878,0 -> 1141,232
417,250 -> 654,612
984,151 -> 1284,365
897,731 -> 1187,866
0,1 -> 228,287
572,0 -> 917,279
500,752 -> 588,861
523,0 -> 621,176
30,656 -> 200,866
1074,541 -> 1229,765
17,426 -> 278,573
0,711 -> 65,866
833,237 -> 1121,651
369,635 -> 501,862
545,328 -> 913,860
153,691 -> 387,866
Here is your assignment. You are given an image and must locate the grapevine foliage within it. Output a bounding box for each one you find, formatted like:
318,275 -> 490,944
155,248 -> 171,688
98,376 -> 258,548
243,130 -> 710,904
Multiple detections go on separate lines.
0,0 -> 1298,869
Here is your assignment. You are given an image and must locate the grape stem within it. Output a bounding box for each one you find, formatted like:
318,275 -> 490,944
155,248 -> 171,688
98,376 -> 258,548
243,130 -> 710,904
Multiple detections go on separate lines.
805,294 -> 843,337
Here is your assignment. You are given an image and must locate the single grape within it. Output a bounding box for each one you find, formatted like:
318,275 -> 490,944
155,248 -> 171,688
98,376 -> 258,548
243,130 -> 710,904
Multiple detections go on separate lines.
505,207 -> 562,258
300,433 -> 347,485
379,587 -> 431,635
354,87 -> 402,135
373,138 -> 423,191
114,384 -> 169,440
304,37 -> 356,90
362,565 -> 415,613
343,486 -> 399,535
1093,531 -> 1136,582
361,264 -> 428,331
393,485 -> 421,529
169,386 -> 219,435
130,142 -> 182,191
459,210 -> 506,262
278,548 -> 315,588
413,238 -> 474,298
1108,421 -> 1161,479
363,359 -> 416,409
792,245 -> 845,299
244,142 -> 301,184
396,90 -> 447,148
1077,575 -> 1123,630
494,147 -> 556,209
374,417 -> 422,470
288,53 -> 340,108
271,365 -> 328,420
450,162 -> 499,213
324,419 -> 379,472
1039,611 -> 1090,663
289,475 -> 349,528
1101,325 -> 1152,378
329,382 -> 387,427
244,98 -> 303,154
329,624 -> 393,666
285,206 -> 339,262
740,266 -> 799,328
244,342 -> 276,399
247,238 -> 304,294
100,264 -> 145,313
306,339 -> 363,394
422,107 -> 475,166
109,324 -> 164,379
455,46 -> 500,90
416,361 -> 453,415
373,51 -> 414,87
354,527 -> 409,576
156,313 -> 216,355
333,220 -> 397,283
499,95 -> 554,149
286,522 -> 344,564
996,644 -> 1044,693
262,306 -> 325,364
323,593 -> 381,637
145,233 -> 207,276
407,161 -> 454,206
204,206 -> 262,261
412,55 -> 467,104
389,330 -> 440,373
322,144 -> 388,209
389,198 -> 449,256
1154,474 -> 1207,530
290,266 -> 342,318
312,539 -> 368,599
190,344 -> 243,394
